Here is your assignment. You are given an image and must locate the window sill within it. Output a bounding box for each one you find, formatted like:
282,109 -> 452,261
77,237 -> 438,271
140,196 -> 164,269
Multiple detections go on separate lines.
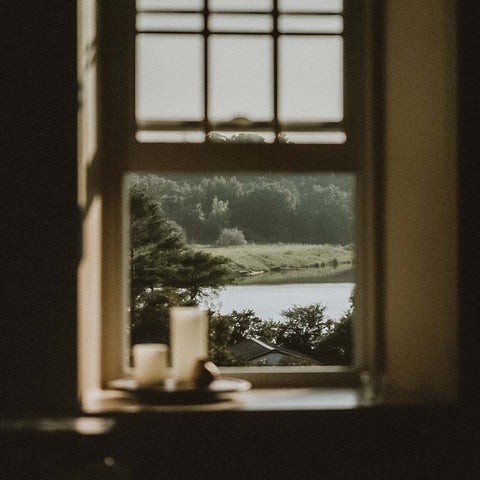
82,384 -> 432,414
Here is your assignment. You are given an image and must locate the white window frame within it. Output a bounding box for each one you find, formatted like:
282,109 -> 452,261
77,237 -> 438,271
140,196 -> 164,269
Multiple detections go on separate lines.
78,0 -> 381,394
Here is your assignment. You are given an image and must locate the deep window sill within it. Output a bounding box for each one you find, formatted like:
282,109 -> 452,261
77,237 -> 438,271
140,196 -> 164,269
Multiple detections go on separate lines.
82,384 -> 432,414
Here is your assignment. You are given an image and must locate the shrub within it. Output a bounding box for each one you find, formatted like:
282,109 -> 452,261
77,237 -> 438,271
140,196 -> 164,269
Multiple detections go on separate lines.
216,228 -> 246,246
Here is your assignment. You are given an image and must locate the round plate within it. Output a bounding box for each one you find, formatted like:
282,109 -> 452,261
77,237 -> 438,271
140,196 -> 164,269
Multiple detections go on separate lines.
108,377 -> 251,405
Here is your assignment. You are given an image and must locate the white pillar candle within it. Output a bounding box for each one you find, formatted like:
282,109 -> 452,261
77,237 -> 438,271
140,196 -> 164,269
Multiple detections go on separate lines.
133,343 -> 169,387
169,307 -> 208,384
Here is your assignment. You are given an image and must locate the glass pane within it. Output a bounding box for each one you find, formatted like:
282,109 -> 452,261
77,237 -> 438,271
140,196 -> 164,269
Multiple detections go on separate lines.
280,131 -> 346,144
137,13 -> 204,31
209,14 -> 273,32
279,0 -> 343,13
209,35 -> 273,122
137,0 -> 203,11
278,14 -> 343,33
136,35 -> 203,121
136,131 -> 205,143
210,0 -> 272,12
279,36 -> 343,122
127,172 -> 355,367
208,131 -> 275,143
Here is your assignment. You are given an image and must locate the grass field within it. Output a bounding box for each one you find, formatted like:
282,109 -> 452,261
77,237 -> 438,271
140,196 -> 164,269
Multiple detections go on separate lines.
193,243 -> 354,278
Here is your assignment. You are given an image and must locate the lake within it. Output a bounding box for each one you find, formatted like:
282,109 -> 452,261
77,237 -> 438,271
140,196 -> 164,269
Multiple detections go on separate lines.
202,282 -> 354,322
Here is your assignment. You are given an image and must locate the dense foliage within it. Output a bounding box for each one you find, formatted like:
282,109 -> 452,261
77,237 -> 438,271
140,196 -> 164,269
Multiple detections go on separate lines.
208,297 -> 353,366
128,173 -> 354,245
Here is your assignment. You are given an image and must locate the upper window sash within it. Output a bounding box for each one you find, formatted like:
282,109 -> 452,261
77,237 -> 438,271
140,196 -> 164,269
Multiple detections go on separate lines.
96,0 -> 366,164
130,0 -> 365,152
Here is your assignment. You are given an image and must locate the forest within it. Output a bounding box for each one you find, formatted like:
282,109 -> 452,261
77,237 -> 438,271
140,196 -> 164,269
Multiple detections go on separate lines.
128,173 -> 354,246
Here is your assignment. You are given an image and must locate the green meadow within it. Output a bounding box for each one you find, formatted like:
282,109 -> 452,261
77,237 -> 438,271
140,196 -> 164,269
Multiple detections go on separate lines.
193,243 -> 354,285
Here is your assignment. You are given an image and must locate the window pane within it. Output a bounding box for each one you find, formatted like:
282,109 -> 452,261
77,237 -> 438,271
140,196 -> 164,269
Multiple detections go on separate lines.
136,35 -> 203,121
127,172 -> 355,367
137,0 -> 203,11
136,131 -> 205,143
209,35 -> 273,122
210,0 -> 272,12
137,13 -> 204,31
280,132 -> 346,144
278,14 -> 343,34
209,14 -> 273,32
279,0 -> 343,13
279,36 -> 343,122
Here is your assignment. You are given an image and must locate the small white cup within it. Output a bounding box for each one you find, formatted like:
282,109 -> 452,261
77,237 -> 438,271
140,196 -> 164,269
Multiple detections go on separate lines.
133,343 -> 169,386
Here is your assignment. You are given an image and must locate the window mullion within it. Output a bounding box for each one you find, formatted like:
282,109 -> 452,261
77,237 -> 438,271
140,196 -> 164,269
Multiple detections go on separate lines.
204,0 -> 209,137
273,0 -> 279,141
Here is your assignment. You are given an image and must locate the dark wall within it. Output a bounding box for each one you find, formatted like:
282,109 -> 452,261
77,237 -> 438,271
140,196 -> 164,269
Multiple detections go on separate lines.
457,1 -> 480,405
1,2 -> 78,414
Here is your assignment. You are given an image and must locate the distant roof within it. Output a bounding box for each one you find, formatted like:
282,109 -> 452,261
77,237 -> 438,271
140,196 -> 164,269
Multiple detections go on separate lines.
230,338 -> 319,366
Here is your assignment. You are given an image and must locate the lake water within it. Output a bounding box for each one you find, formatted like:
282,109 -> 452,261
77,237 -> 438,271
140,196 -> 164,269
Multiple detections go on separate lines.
203,282 -> 354,322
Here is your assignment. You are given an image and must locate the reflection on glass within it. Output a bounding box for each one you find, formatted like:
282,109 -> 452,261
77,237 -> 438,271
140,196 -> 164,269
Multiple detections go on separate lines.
137,13 -> 204,31
136,35 -> 203,121
278,15 -> 343,33
279,36 -> 343,122
280,132 -> 346,144
137,0 -> 203,11
210,0 -> 272,12
209,14 -> 273,32
279,0 -> 343,13
136,131 -> 206,143
209,35 -> 273,122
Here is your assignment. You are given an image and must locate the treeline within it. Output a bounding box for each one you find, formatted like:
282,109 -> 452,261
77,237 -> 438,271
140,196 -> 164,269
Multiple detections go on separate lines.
128,173 -> 354,245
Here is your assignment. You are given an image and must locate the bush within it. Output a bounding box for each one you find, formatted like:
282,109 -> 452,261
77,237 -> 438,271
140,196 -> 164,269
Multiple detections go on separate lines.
216,228 -> 246,246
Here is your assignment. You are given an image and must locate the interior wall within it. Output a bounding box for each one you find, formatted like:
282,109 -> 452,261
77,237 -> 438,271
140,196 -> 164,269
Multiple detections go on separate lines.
383,0 -> 458,401
457,1 -> 480,405
1,1 -> 78,414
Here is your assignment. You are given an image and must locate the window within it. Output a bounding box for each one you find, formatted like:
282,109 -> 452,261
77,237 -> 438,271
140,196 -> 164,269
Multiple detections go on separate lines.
78,0 -> 379,392
128,171 -> 356,371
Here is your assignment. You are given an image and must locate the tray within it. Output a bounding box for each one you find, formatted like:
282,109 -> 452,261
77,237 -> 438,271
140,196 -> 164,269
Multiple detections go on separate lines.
108,377 -> 251,405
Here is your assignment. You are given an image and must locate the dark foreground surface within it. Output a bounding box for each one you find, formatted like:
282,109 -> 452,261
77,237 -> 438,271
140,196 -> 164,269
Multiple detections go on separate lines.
1,405 -> 479,479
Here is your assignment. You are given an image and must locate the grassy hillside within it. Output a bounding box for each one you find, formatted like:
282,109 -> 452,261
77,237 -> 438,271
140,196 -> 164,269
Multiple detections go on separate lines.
193,243 -> 353,276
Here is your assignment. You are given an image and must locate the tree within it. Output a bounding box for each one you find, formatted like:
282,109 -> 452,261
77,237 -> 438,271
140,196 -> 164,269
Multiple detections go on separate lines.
216,228 -> 246,246
130,289 -> 177,346
276,304 -> 333,356
208,312 -> 237,365
233,182 -> 297,242
313,313 -> 352,365
130,184 -> 185,300
129,183 -> 230,345
313,288 -> 354,365
208,196 -> 230,238
294,184 -> 353,244
166,249 -> 231,303
207,310 -> 279,365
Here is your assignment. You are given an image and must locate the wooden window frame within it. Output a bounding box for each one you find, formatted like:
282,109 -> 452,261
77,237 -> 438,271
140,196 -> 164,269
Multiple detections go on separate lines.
78,0 -> 382,396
